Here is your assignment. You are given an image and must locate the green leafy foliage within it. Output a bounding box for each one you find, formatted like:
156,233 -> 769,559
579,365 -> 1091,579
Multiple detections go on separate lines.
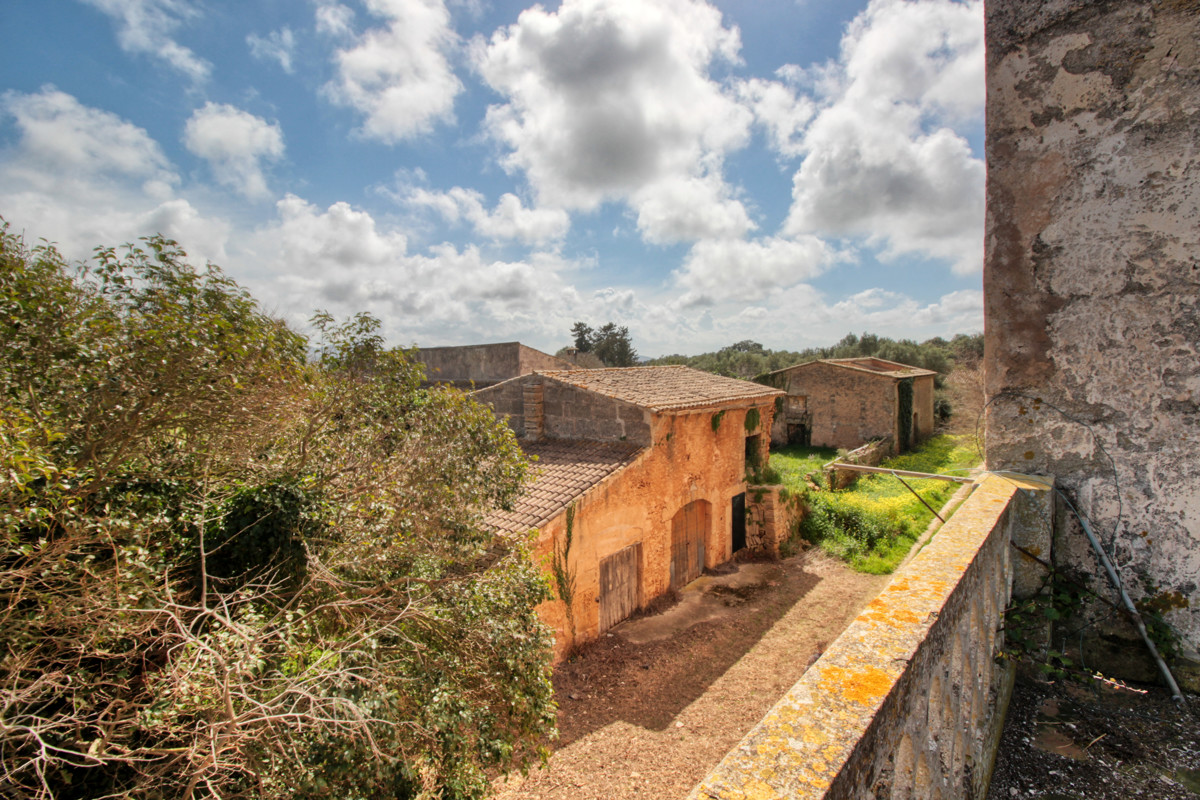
568,321 -> 638,367
777,436 -> 978,574
0,221 -> 555,799
649,331 -> 983,387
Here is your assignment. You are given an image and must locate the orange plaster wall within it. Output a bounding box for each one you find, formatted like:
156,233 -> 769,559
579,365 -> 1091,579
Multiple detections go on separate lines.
531,401 -> 776,660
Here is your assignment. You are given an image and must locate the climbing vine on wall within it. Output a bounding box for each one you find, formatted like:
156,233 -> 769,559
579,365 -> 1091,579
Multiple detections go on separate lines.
551,503 -> 578,641
897,377 -> 914,450
745,407 -> 761,433
711,409 -> 726,432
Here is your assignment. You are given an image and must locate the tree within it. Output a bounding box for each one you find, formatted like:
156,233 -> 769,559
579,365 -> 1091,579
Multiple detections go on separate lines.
0,222 -> 555,799
567,321 -> 638,367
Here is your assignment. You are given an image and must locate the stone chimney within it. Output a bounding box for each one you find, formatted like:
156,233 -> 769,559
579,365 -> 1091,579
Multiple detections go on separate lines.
523,379 -> 544,439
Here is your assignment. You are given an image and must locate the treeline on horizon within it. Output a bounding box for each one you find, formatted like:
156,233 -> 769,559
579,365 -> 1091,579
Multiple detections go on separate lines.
646,332 -> 984,384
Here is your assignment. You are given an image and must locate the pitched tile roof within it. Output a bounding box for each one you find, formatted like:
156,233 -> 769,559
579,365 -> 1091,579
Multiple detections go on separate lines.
762,357 -> 937,380
484,438 -> 645,535
534,365 -> 783,412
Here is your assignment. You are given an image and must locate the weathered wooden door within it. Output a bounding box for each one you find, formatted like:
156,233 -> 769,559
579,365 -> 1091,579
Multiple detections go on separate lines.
599,543 -> 642,632
670,500 -> 709,591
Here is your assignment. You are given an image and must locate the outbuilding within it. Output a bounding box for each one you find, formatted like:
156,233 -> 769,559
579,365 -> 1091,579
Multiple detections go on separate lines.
757,357 -> 937,452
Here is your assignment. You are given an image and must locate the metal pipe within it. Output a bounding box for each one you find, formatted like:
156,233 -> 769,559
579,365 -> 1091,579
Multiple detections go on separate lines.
1068,498 -> 1185,705
892,472 -> 945,523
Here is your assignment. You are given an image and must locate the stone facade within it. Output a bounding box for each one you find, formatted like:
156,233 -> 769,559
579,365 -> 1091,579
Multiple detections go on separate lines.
413,341 -> 573,388
530,404 -> 776,658
761,359 -> 937,452
690,475 -> 1046,800
984,0 -> 1200,674
480,367 -> 784,659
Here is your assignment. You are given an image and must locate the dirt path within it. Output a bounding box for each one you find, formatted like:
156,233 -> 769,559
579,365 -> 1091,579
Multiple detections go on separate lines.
494,551 -> 888,800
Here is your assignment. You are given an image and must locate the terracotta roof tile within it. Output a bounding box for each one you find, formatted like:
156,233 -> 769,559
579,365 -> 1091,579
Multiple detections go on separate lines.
762,357 -> 938,380
534,365 -> 782,412
484,438 -> 645,535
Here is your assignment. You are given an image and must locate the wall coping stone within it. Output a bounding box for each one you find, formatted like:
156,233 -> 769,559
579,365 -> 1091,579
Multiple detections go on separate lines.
690,473 -> 1040,799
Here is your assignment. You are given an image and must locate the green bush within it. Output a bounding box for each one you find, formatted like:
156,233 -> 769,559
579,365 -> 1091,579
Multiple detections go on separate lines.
782,436 -> 978,574
0,222 -> 555,799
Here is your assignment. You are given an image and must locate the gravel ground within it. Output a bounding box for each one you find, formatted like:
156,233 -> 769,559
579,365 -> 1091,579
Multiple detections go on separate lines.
987,674 -> 1200,799
493,551 -> 887,800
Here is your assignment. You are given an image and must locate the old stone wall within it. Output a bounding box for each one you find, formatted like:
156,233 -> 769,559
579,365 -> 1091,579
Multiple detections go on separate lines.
829,438 -> 894,490
472,378 -> 525,434
541,380 -> 652,445
984,0 -> 1200,670
415,342 -> 571,387
518,343 -> 576,374
744,485 -> 805,558
533,403 -> 776,659
785,363 -> 898,451
690,474 -> 1037,800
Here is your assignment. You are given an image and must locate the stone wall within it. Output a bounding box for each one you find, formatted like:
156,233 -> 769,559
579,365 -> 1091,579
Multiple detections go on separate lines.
911,374 -> 936,444
541,380 -> 652,445
829,438 -> 894,490
472,378 -> 525,434
744,485 -> 805,558
534,403 -> 776,659
984,0 -> 1200,673
689,474 -> 1043,800
474,375 -> 653,444
778,363 -> 900,451
415,342 -> 572,387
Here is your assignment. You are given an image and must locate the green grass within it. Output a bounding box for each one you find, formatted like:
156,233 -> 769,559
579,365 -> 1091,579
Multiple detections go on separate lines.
774,435 -> 980,574
770,444 -> 839,487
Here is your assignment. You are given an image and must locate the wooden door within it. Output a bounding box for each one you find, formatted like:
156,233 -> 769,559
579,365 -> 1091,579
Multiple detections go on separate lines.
599,543 -> 642,632
670,500 -> 709,591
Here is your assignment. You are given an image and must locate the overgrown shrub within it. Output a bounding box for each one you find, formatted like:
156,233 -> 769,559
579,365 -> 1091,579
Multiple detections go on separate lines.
0,222 -> 555,799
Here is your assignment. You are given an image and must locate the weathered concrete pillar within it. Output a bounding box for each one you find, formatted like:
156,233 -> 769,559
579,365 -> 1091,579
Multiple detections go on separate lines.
984,0 -> 1200,684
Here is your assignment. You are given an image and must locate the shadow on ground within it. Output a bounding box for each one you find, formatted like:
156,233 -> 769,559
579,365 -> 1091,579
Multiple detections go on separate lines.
551,555 -> 824,746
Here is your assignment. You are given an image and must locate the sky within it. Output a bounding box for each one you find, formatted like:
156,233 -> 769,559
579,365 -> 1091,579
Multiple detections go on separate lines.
0,0 -> 985,357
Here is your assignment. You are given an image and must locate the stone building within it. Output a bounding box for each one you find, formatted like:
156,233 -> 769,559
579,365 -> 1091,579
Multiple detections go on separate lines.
413,341 -> 573,388
476,366 -> 783,658
758,357 -> 936,452
985,0 -> 1200,680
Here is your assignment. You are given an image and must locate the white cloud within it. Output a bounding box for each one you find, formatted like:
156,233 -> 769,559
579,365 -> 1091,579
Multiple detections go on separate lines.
240,195 -> 586,344
81,0 -> 211,82
323,0 -> 462,143
0,88 -> 230,264
673,235 -> 831,306
780,0 -> 985,275
404,186 -> 570,244
473,0 -> 753,242
827,287 -> 983,330
247,27 -> 297,73
2,87 -> 175,185
183,103 -> 285,200
735,77 -> 815,158
315,1 -> 356,38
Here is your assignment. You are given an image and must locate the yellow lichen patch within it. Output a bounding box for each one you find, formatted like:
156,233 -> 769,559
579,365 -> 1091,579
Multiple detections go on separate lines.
820,664 -> 895,707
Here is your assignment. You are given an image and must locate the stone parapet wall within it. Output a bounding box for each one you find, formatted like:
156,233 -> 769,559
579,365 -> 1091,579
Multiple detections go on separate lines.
690,474 -> 1041,800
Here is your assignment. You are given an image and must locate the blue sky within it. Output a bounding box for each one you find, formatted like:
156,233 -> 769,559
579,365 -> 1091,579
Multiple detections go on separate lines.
0,0 -> 984,357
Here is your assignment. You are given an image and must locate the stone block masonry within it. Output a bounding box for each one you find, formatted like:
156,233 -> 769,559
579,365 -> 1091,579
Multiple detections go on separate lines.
689,474 -> 1041,800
